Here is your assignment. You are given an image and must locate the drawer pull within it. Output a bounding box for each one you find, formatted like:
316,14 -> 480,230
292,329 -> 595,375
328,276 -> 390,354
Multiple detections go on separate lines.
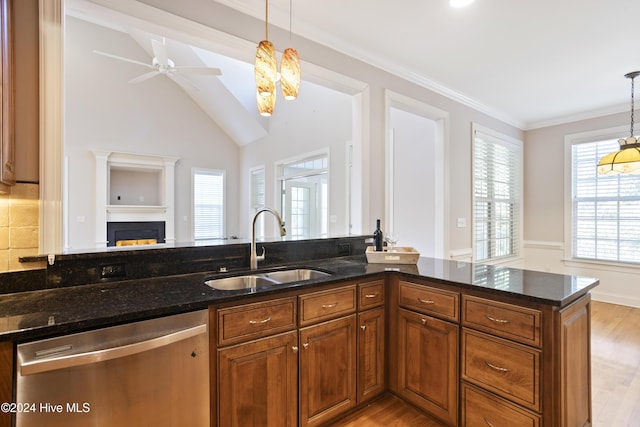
417,297 -> 435,305
483,416 -> 496,427
485,314 -> 510,324
249,316 -> 272,325
484,360 -> 510,373
321,302 -> 339,309
364,293 -> 379,299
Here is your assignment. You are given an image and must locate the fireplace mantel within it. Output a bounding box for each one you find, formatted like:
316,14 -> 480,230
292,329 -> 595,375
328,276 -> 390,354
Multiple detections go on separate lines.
93,150 -> 179,248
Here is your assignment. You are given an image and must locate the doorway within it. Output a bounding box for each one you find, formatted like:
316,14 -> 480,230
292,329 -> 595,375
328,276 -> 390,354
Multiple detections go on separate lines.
385,91 -> 448,258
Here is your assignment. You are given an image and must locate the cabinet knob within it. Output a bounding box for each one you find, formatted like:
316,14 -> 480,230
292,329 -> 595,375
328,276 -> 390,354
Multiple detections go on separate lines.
421,318 -> 427,325
292,346 -> 299,352
360,325 -> 366,331
302,343 -> 309,350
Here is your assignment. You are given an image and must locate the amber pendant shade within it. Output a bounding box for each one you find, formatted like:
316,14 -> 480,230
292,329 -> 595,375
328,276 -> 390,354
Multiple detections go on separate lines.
280,48 -> 300,100
256,89 -> 276,117
255,40 -> 277,96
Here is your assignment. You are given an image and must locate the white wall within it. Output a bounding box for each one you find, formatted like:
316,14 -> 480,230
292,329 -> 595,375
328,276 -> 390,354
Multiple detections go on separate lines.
389,107 -> 437,257
240,82 -> 352,238
524,111 -> 640,308
65,17 -> 241,249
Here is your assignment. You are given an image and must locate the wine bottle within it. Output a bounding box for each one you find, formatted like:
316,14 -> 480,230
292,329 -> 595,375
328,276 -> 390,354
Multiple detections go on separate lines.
373,219 -> 383,251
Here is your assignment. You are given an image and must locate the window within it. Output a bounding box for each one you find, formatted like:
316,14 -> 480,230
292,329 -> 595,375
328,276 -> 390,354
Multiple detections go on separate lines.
277,152 -> 329,238
250,168 -> 266,239
571,138 -> 640,263
193,169 -> 225,240
472,126 -> 522,262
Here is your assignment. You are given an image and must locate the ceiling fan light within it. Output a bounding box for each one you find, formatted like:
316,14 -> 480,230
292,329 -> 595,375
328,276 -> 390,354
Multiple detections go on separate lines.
450,0 -> 475,8
257,89 -> 276,117
255,40 -> 277,96
281,48 -> 300,100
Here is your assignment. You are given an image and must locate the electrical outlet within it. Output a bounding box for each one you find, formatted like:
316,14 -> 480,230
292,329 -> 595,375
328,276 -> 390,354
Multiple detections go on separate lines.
100,263 -> 126,279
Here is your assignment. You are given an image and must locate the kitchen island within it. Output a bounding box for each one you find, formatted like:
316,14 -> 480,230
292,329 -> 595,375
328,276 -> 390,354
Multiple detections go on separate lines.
0,249 -> 598,427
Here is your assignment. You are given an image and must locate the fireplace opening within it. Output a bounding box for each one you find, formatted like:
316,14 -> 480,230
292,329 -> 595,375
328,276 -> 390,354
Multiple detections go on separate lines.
107,222 -> 166,247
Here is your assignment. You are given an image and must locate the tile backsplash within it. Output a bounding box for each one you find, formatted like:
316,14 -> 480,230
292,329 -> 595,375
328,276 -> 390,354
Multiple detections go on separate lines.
0,183 -> 44,272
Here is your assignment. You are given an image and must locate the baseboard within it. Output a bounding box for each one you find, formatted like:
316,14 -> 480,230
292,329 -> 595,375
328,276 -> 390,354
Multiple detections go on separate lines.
591,290 -> 640,309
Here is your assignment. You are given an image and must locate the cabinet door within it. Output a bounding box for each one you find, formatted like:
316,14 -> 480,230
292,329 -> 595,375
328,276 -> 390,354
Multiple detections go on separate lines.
397,308 -> 458,426
357,307 -> 385,403
218,331 -> 298,427
299,315 -> 357,427
0,341 -> 11,427
0,0 -> 15,190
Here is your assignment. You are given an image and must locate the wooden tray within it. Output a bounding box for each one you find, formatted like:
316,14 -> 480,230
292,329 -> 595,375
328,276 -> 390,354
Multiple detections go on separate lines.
365,246 -> 420,264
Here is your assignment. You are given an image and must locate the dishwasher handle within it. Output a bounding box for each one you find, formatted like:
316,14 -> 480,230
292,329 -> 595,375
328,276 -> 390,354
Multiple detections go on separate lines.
20,323 -> 207,376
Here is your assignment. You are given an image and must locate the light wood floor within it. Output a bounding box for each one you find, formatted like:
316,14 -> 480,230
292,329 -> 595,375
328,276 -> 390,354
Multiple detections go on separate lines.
327,300 -> 640,427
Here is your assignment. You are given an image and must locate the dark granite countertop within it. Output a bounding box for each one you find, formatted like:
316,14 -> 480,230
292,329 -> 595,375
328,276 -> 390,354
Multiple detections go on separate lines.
0,256 -> 599,342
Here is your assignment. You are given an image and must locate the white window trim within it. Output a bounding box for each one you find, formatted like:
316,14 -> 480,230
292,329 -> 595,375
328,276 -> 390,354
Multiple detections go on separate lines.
563,124 -> 631,265
471,123 -> 523,264
191,167 -> 226,241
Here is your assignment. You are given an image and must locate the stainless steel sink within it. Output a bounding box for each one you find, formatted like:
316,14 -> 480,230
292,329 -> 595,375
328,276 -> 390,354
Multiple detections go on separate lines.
204,275 -> 279,291
261,268 -> 331,283
204,268 -> 331,291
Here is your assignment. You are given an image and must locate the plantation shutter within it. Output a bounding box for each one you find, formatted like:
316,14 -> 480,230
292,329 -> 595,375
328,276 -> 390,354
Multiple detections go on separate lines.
473,129 -> 522,262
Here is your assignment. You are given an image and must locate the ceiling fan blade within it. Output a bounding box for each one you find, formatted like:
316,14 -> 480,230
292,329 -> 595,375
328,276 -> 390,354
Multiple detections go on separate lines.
128,71 -> 160,84
173,66 -> 222,76
151,39 -> 169,68
93,50 -> 153,69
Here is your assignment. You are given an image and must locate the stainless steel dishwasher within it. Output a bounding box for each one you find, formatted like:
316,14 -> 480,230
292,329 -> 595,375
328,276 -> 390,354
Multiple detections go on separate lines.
15,310 -> 209,427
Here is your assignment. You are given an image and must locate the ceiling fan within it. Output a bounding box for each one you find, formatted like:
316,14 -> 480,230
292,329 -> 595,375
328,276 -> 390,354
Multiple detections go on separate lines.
93,38 -> 222,87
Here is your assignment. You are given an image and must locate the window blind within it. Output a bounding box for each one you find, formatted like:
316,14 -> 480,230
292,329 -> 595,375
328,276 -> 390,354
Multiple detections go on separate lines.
473,129 -> 522,262
193,170 -> 224,240
572,139 -> 640,263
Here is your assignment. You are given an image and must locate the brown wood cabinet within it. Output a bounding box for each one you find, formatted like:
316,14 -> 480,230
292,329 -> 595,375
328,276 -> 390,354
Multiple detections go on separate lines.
0,340 -> 12,427
388,277 -> 459,426
396,308 -> 459,426
213,297 -> 299,427
0,0 -> 15,193
299,284 -> 358,427
299,314 -> 357,427
218,331 -> 298,427
357,279 -> 385,404
209,272 -> 592,427
461,292 -> 592,427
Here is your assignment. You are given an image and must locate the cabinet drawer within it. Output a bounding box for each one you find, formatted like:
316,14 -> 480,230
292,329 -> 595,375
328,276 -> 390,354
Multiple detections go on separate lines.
461,329 -> 540,411
217,297 -> 297,346
462,295 -> 541,347
398,281 -> 459,322
299,286 -> 356,326
358,280 -> 384,310
461,382 -> 540,427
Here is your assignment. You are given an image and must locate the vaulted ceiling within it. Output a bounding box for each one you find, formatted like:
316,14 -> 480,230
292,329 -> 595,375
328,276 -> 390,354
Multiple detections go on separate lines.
67,0 -> 640,131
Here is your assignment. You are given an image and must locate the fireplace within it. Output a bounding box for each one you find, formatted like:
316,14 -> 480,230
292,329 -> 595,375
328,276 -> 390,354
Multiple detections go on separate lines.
107,222 -> 166,247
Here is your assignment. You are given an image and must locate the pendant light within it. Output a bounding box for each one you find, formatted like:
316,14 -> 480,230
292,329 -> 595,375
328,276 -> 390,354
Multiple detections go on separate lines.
598,71 -> 640,175
255,0 -> 277,116
280,0 -> 300,100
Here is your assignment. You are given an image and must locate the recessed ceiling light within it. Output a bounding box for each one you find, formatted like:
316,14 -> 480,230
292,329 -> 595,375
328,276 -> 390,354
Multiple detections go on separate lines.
450,0 -> 475,8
